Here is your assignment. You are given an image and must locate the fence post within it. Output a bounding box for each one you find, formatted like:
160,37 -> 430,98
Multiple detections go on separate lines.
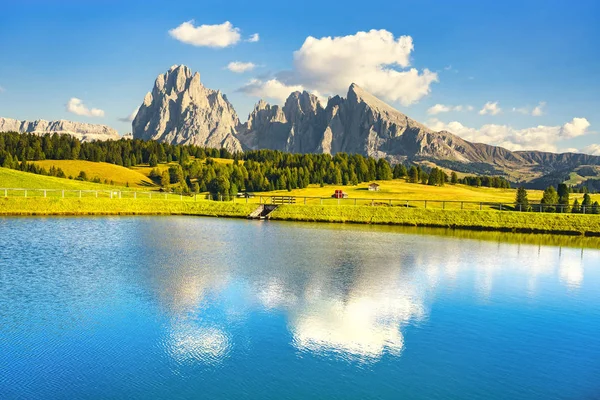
583,206 -> 586,214
337,198 -> 340,206
461,202 -> 464,210
389,199 -> 392,206
119,191 -> 121,199
424,200 -> 427,208
95,191 -> 98,198
442,201 -> 445,210
79,190 -> 82,198
371,199 -> 374,207
149,192 -> 152,199
304,197 -> 307,205
479,203 -> 482,210
25,190 -> 27,198
134,192 -> 137,199
44,190 -> 46,198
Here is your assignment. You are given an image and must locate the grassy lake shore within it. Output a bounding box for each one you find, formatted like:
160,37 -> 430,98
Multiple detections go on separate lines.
2,197 -> 600,236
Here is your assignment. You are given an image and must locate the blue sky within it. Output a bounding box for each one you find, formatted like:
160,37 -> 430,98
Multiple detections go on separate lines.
0,0 -> 598,154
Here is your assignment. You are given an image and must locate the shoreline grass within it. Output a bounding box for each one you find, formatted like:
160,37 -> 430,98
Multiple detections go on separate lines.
1,197 -> 600,237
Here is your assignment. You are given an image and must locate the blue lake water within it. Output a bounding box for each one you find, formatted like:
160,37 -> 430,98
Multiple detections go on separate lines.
1,216 -> 600,399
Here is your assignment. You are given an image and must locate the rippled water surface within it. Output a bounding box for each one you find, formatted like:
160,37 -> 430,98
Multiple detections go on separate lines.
1,217 -> 600,399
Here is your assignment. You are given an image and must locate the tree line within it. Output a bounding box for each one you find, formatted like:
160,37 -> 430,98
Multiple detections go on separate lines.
0,131 -> 512,197
514,184 -> 599,214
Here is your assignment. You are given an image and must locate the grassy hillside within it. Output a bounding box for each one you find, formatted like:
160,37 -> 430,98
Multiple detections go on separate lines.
33,160 -> 155,187
0,167 -> 130,191
255,181 -> 599,206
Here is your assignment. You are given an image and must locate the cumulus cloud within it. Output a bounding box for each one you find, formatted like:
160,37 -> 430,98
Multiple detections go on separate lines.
427,117 -> 592,153
427,103 -> 473,115
118,107 -> 139,123
169,20 -> 241,48
292,30 -> 437,105
66,98 -> 104,117
479,101 -> 502,115
226,61 -> 256,73
239,29 -> 437,105
246,33 -> 259,42
238,79 -> 304,102
561,117 -> 590,138
582,144 -> 600,156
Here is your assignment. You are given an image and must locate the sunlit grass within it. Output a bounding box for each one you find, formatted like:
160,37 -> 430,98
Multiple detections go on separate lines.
32,160 -> 155,187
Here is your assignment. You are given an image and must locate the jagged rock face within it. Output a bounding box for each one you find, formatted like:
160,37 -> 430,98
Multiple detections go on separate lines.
133,65 -> 242,152
0,117 -> 120,142
241,84 -> 485,161
238,91 -> 327,153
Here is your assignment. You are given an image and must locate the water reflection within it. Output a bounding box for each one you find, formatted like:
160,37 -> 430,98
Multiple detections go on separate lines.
2,217 -> 598,370
123,218 -> 598,363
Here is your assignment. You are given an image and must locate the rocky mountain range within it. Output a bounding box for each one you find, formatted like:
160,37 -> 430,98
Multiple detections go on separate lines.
0,117 -> 120,142
132,65 -> 600,184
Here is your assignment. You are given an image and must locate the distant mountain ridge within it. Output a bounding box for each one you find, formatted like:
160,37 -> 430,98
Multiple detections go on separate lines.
131,66 -> 600,183
0,117 -> 120,142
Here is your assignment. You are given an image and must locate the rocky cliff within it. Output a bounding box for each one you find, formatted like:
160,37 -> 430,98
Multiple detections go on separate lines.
0,117 -> 120,142
132,65 -> 242,152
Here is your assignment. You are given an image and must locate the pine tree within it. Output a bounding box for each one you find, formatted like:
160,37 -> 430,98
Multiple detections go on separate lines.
540,186 -> 558,212
557,183 -> 570,212
393,164 -> 407,179
515,187 -> 529,212
582,193 -> 592,214
408,166 -> 419,183
451,171 -> 458,184
149,153 -> 158,167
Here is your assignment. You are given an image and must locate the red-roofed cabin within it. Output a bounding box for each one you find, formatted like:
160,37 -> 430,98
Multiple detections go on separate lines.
332,190 -> 348,199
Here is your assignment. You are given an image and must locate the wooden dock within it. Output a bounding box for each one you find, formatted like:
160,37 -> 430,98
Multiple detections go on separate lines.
247,204 -> 279,220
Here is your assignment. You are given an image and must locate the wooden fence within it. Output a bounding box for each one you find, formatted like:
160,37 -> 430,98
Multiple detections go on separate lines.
2,188 -> 598,214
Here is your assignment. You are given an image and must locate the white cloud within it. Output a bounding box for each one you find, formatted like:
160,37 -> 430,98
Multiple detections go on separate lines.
427,104 -> 451,115
479,101 -> 502,115
238,79 -> 304,102
168,20 -> 241,48
0,85 -> 5,93
562,117 -> 591,138
293,30 -> 437,105
532,102 -> 545,116
226,61 -> 256,73
247,33 -> 259,43
245,29 -> 437,106
427,117 -> 592,153
427,103 -> 473,115
582,144 -> 600,156
118,107 -> 139,123
66,98 -> 104,117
